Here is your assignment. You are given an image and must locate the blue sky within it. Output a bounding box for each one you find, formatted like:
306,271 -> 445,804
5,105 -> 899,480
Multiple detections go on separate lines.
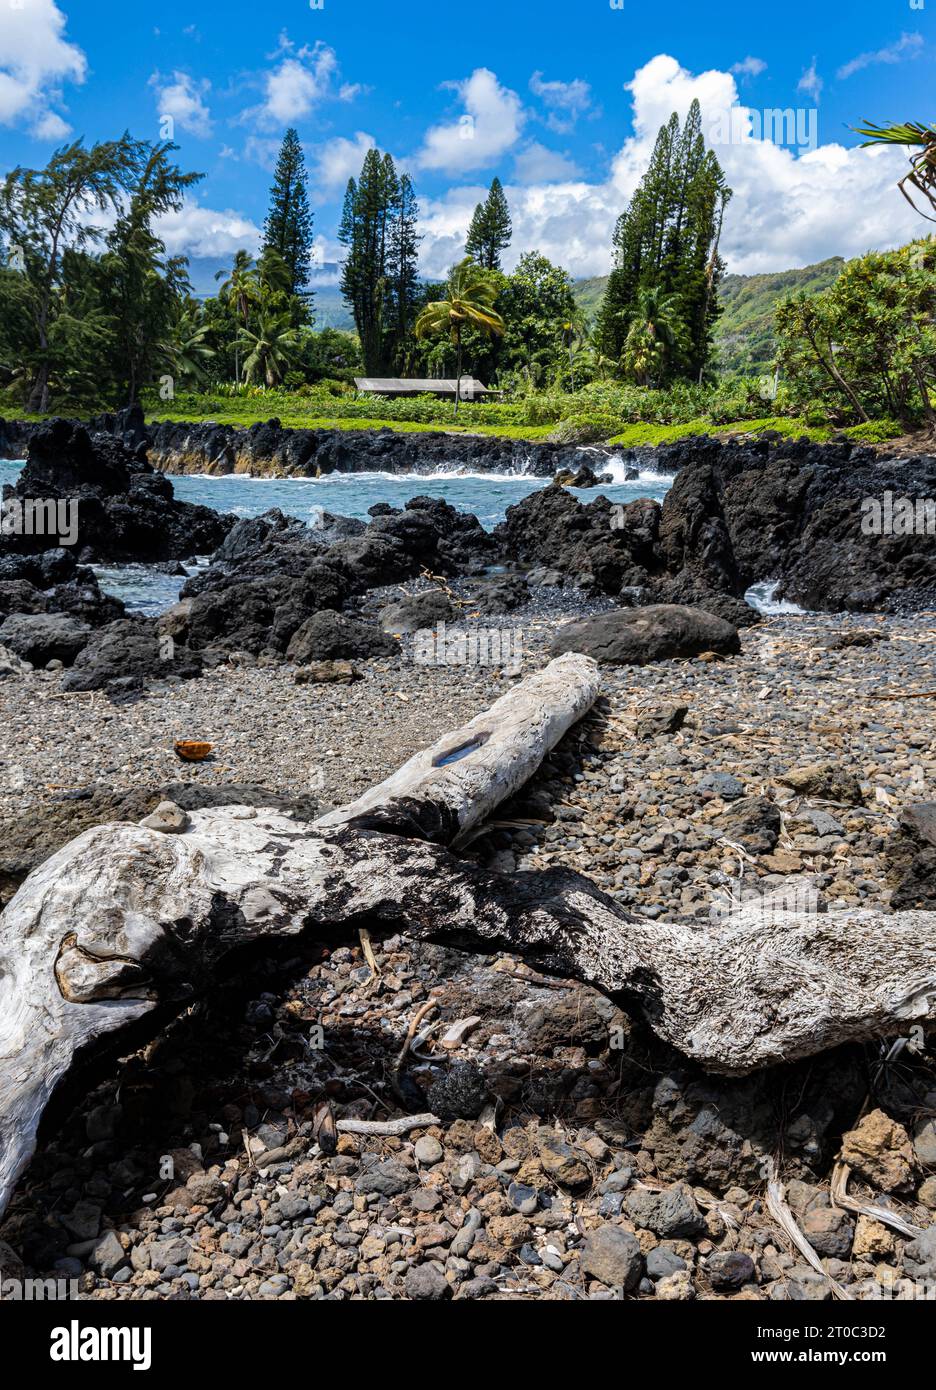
1,0 -> 933,283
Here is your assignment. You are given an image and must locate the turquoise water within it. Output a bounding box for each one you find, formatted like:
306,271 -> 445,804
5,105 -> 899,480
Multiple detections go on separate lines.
1,457 -> 672,613
163,464 -> 670,530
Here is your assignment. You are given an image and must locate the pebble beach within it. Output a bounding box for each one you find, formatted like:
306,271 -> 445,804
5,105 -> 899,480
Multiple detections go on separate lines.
2,596 -> 935,1303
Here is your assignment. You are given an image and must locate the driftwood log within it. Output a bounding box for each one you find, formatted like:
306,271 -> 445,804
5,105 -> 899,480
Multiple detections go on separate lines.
1,652 -> 934,1221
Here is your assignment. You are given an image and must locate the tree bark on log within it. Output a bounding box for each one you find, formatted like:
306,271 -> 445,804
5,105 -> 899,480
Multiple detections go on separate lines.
0,653 -> 934,1221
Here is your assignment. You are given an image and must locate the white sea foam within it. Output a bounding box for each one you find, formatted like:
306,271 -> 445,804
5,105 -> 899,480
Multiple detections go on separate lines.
745,580 -> 809,615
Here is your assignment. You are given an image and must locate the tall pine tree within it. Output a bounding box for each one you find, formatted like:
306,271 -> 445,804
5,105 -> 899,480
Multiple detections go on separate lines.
339,149 -> 420,373
465,177 -> 512,270
595,101 -> 730,381
262,129 -> 315,303
386,171 -> 421,372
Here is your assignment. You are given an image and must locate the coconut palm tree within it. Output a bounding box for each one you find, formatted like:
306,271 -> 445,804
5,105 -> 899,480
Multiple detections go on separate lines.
621,287 -> 685,387
414,258 -> 505,418
561,306 -> 588,392
170,306 -> 215,385
853,120 -> 936,221
215,250 -> 258,381
237,307 -> 300,387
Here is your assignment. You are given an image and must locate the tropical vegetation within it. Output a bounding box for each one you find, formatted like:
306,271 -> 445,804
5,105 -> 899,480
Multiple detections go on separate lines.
0,105 -> 932,446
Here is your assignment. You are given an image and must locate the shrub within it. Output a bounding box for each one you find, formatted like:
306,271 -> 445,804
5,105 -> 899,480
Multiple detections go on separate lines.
548,413 -> 623,444
842,418 -> 903,444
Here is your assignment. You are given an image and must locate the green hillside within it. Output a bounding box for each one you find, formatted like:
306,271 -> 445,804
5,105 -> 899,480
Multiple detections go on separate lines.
573,256 -> 844,376
714,257 -> 844,373
572,275 -> 610,323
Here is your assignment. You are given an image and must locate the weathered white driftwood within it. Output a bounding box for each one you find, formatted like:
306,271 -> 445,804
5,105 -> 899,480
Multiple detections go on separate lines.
0,654 -> 599,1218
316,651 -> 602,844
0,652 -> 934,1222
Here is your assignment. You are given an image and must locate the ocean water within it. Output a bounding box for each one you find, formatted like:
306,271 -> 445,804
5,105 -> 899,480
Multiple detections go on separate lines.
744,580 -> 809,615
0,456 -> 672,614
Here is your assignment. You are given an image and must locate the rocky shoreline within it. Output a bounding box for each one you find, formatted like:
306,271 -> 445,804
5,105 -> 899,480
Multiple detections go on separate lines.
1,417 -> 935,706
0,414 -> 933,1303
1,408 -> 650,481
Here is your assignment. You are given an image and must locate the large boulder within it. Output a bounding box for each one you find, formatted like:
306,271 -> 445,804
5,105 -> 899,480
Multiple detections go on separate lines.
0,580 -> 49,618
3,415 -> 235,563
496,484 -> 662,597
465,574 -> 530,614
0,612 -> 91,666
0,547 -> 78,587
549,604 -> 741,664
379,590 -> 455,633
887,803 -> 936,910
286,610 -> 398,664
61,618 -> 202,694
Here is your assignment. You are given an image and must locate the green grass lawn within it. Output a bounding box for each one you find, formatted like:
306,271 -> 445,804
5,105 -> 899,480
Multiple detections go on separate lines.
606,416 -> 834,446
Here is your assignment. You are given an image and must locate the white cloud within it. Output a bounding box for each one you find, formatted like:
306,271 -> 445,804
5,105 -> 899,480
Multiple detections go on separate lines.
730,57 -> 767,80
0,0 -> 85,134
149,71 -> 213,138
309,234 -> 343,285
32,110 -> 72,141
797,58 -> 823,102
414,53 -> 924,281
528,72 -> 592,132
512,142 -> 581,184
837,32 -> 923,80
157,201 -> 262,259
242,38 -> 348,128
243,135 -> 282,170
311,131 -> 376,192
416,68 -> 524,173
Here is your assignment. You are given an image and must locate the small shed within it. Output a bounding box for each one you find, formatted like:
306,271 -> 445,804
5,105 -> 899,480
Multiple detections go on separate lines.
354,377 -> 491,399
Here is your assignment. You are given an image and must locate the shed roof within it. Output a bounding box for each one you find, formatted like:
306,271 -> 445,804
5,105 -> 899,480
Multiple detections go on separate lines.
354,377 -> 490,395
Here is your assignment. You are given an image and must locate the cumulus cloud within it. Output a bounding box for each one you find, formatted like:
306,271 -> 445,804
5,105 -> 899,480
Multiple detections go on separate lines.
241,37 -> 352,128
415,53 -> 923,281
730,56 -> 767,80
149,71 -> 213,138
837,31 -> 924,80
0,0 -> 85,136
416,68 -> 524,173
157,201 -> 262,259
32,110 -> 72,142
528,72 -> 592,132
311,131 -> 376,193
512,142 -> 581,184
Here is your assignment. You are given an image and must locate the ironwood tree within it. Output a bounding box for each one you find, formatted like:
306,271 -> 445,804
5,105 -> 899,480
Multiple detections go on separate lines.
595,100 -> 731,383
262,129 -> 315,304
339,149 -> 421,374
465,177 -> 513,271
